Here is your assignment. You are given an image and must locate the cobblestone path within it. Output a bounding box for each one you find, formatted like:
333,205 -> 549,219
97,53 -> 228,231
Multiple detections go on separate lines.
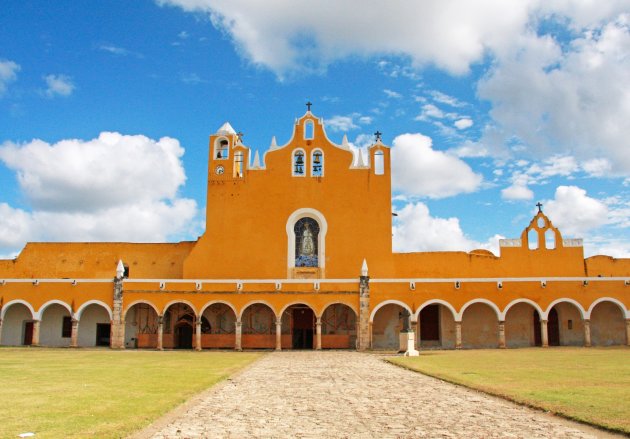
142,351 -> 615,438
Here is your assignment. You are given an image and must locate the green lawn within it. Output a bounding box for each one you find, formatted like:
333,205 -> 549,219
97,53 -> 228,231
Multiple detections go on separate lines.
0,348 -> 261,438
389,347 -> 630,434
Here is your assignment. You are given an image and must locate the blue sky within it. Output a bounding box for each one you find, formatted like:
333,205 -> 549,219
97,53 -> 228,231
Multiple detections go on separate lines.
1,0 -> 629,258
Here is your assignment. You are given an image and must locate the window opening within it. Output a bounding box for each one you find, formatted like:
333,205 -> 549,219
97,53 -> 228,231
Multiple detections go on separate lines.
234,151 -> 244,178
374,150 -> 384,175
293,150 -> 306,176
62,316 -> 72,338
304,120 -> 314,139
545,229 -> 556,249
537,216 -> 546,228
312,150 -> 323,177
528,229 -> 538,250
294,217 -> 319,267
216,139 -> 229,159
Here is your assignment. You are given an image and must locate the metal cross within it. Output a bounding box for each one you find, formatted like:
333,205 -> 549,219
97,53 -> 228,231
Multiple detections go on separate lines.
536,202 -> 543,213
306,101 -> 312,111
374,131 -> 382,142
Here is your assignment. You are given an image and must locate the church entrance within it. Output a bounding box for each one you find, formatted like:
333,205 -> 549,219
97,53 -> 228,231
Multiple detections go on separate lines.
292,307 -> 314,349
175,323 -> 193,349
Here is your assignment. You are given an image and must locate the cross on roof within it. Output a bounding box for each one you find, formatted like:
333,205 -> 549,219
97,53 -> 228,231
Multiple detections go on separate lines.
236,131 -> 244,142
306,101 -> 312,111
374,131 -> 382,142
536,202 -> 543,213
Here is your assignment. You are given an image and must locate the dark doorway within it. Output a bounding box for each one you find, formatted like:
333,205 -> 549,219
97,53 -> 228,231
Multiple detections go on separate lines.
533,311 -> 542,346
23,321 -> 34,346
292,307 -> 314,349
420,305 -> 440,342
548,308 -> 560,346
175,323 -> 193,349
96,323 -> 111,347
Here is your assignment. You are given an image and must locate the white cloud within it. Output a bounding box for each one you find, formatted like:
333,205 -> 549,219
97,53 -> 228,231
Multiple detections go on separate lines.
325,113 -> 372,132
0,59 -> 20,96
391,133 -> 482,198
0,132 -> 198,254
454,118 -> 473,130
582,158 -> 612,177
501,182 -> 534,200
43,74 -> 75,97
545,185 -> 608,236
429,90 -> 466,108
383,89 -> 402,99
99,45 -> 131,56
415,104 -> 445,120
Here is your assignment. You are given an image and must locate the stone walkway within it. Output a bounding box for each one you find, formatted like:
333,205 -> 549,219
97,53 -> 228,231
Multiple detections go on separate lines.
139,351 -> 616,439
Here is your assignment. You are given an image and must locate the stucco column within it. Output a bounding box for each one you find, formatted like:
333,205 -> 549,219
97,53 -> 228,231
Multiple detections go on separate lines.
583,319 -> 591,347
70,318 -> 79,348
195,320 -> 202,351
110,276 -> 125,349
316,317 -> 322,350
358,274 -> 370,350
0,318 -> 4,345
235,319 -> 242,351
275,319 -> 282,351
411,320 -> 420,349
31,320 -> 41,346
626,319 -> 630,347
498,320 -> 506,349
541,319 -> 549,347
157,315 -> 164,351
455,321 -> 462,349
368,321 -> 373,349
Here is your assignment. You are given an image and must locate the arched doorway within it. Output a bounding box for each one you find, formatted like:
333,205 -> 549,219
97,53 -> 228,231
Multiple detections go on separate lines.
200,303 -> 236,349
461,302 -> 499,349
547,308 -> 560,346
163,303 -> 197,349
417,303 -> 456,349
175,321 -> 194,349
590,301 -> 626,346
125,302 -> 159,349
281,304 -> 316,349
241,303 -> 276,349
321,303 -> 357,349
77,303 -> 111,347
372,303 -> 409,350
505,302 -> 541,348
0,302 -> 35,346
39,302 -> 72,347
547,302 -> 583,346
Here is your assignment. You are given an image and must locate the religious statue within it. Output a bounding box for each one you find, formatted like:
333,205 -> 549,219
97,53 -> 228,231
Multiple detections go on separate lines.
300,223 -> 315,257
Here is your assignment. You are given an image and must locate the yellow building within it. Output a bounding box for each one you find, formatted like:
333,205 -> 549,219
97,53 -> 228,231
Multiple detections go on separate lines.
1,107 -> 629,351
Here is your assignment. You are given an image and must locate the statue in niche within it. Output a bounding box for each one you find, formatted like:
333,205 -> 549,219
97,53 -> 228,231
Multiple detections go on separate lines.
300,223 -> 315,256
295,218 -> 319,267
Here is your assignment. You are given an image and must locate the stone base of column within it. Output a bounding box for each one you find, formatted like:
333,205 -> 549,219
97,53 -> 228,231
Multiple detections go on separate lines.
110,321 -> 125,349
399,331 -> 419,356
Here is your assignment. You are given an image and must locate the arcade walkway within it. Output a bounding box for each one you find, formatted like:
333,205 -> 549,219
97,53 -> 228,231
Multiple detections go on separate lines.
141,351 -> 614,438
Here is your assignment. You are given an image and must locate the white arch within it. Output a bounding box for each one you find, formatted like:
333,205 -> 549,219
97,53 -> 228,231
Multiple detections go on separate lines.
286,207 -> 328,271
238,300 -> 277,320
1,299 -> 36,320
163,300 -> 198,317
320,301 -> 358,319
586,297 -> 629,319
501,299 -> 544,321
37,300 -> 73,320
544,298 -> 586,320
199,300 -> 238,318
310,148 -> 324,177
76,300 -> 113,320
458,299 -> 501,321
123,300 -> 160,320
413,299 -> 457,321
369,300 -> 413,323
291,148 -> 307,177
278,301 -> 317,318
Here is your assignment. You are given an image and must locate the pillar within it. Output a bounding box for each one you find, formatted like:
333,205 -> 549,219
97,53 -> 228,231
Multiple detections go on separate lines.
31,320 -> 41,346
70,318 -> 79,348
157,315 -> 164,351
358,274 -> 370,350
455,321 -> 462,349
110,276 -> 125,349
583,319 -> 591,347
411,320 -> 419,349
316,317 -> 322,350
0,318 -> 3,345
498,320 -> 506,349
195,320 -> 202,351
368,321 -> 373,349
235,319 -> 242,351
275,319 -> 282,351
626,319 -> 630,347
541,319 -> 549,348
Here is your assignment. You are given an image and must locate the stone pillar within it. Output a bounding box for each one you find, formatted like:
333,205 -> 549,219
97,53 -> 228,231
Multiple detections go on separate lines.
235,319 -> 242,351
368,322 -> 373,349
626,319 -> 630,347
455,321 -> 462,350
0,318 -> 3,345
358,274 -> 370,350
583,319 -> 591,347
316,317 -> 322,350
498,320 -> 506,349
195,320 -> 202,351
541,319 -> 549,348
32,320 -> 41,346
157,315 -> 164,351
70,318 -> 79,348
275,319 -> 282,351
110,276 -> 125,349
411,320 -> 420,349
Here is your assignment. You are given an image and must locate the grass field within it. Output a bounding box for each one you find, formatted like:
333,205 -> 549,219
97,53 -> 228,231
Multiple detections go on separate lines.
389,347 -> 630,434
0,348 -> 261,438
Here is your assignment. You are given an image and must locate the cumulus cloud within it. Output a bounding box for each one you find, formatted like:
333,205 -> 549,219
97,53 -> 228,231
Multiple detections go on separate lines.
325,113 -> 371,132
454,118 -> 473,130
43,74 -> 75,97
0,59 -> 20,96
501,182 -> 534,200
0,133 -> 198,254
391,133 -> 482,198
545,185 -> 608,236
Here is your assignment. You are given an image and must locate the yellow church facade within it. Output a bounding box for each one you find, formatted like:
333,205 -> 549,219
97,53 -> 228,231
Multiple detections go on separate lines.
1,108 -> 629,351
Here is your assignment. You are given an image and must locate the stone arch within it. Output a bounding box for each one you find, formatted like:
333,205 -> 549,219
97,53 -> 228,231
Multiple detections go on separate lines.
369,300 -> 413,323
38,301 -> 73,347
123,300 -> 160,320
77,302 -> 113,347
76,300 -> 112,320
36,299 -> 73,320
200,301 -> 237,349
124,301 -> 160,348
414,299 -> 457,349
503,300 -> 543,348
460,300 -> 500,349
320,301 -> 358,319
200,300 -> 238,318
1,300 -> 36,346
544,298 -> 586,319
586,297 -> 628,319
1,299 -> 35,320
278,301 -> 317,318
163,301 -> 198,349
501,298 -> 544,321
286,207 -> 328,271
458,299 -> 501,321
588,298 -> 627,346
545,299 -> 585,346
320,302 -> 357,349
241,301 -> 277,349
162,300 -> 198,317
238,300 -> 278,320
414,299 -> 457,321
281,302 -> 317,349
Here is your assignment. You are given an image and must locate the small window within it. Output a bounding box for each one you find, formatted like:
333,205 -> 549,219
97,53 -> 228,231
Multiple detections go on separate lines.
374,150 -> 384,175
304,120 -> 314,140
293,150 -> 306,176
62,316 -> 72,338
537,216 -> 546,228
311,150 -> 323,177
123,264 -> 130,278
528,229 -> 538,250
234,151 -> 244,178
567,319 -> 573,330
545,229 -> 555,249
215,139 -> 229,160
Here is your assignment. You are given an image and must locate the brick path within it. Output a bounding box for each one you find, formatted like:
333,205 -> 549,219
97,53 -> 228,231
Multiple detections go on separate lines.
141,351 -> 616,438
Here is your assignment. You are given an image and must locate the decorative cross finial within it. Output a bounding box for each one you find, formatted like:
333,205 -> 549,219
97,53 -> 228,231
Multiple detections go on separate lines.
306,101 -> 312,112
236,131 -> 244,142
374,131 -> 382,142
536,202 -> 543,213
